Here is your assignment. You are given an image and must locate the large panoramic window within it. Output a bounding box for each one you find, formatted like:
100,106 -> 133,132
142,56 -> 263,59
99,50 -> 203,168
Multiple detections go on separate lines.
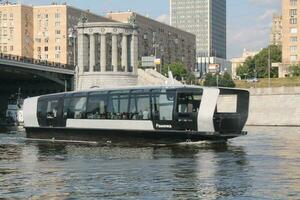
129,91 -> 151,120
107,92 -> 130,120
66,96 -> 87,119
86,95 -> 107,119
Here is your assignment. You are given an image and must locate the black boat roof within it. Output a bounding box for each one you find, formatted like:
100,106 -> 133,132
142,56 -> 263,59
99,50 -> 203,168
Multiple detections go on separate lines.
33,85 -> 249,99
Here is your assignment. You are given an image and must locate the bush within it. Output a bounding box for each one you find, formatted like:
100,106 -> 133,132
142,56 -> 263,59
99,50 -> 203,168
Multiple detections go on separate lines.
203,72 -> 235,88
289,65 -> 300,77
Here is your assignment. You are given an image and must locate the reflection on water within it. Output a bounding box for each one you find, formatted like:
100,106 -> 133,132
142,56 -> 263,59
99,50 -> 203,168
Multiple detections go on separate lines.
0,127 -> 300,199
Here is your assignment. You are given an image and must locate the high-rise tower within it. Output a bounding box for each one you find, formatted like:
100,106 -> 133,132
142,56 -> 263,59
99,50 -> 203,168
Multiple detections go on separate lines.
170,0 -> 226,59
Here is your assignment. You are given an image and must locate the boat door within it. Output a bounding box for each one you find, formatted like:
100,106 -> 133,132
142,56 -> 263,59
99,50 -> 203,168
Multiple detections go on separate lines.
174,89 -> 203,131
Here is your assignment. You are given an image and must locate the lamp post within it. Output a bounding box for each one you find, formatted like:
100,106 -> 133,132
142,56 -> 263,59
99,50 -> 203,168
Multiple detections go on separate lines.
68,26 -> 77,91
268,45 -> 271,88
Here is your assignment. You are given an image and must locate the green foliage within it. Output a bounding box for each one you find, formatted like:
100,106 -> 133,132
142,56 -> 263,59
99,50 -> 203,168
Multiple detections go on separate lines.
162,62 -> 195,83
162,62 -> 187,81
203,72 -> 235,88
289,65 -> 300,77
237,45 -> 281,79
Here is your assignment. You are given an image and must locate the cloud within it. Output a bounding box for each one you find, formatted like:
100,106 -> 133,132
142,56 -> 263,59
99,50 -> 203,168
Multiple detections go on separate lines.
258,9 -> 277,21
228,0 -> 281,58
228,24 -> 270,58
156,14 -> 170,25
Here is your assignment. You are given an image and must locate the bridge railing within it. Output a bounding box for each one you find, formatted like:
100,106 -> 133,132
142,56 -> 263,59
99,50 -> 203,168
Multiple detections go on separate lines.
0,53 -> 75,70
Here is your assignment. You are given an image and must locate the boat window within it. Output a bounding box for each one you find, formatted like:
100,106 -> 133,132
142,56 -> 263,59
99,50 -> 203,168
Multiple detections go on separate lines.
152,90 -> 175,121
129,93 -> 151,120
86,95 -> 107,119
37,100 -> 47,120
177,93 -> 201,114
107,93 -> 129,120
46,100 -> 59,119
216,95 -> 237,113
66,97 -> 87,119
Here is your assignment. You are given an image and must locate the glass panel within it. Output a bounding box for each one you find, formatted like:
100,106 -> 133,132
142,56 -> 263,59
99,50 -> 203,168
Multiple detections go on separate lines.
67,97 -> 87,119
217,95 -> 237,113
37,100 -> 47,119
46,100 -> 58,119
177,93 -> 201,114
158,92 -> 175,120
86,95 -> 107,119
129,93 -> 151,120
108,94 -> 129,120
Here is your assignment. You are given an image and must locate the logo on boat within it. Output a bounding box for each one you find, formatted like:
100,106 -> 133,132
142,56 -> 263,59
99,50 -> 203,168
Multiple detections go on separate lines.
156,124 -> 172,129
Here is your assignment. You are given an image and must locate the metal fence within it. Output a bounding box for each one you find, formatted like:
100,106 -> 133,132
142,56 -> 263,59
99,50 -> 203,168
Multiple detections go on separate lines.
0,53 -> 75,70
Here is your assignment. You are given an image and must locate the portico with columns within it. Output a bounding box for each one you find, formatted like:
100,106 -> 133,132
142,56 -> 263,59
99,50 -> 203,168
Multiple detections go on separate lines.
76,22 -> 138,90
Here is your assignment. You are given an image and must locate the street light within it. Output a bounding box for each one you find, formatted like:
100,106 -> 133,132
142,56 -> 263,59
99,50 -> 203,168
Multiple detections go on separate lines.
68,26 -> 77,91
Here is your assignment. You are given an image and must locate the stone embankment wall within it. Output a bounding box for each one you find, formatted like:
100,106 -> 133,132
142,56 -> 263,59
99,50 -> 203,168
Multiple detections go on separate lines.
246,87 -> 300,126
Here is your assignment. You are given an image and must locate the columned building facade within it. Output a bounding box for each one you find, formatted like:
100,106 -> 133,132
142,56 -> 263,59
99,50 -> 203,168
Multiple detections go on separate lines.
76,22 -> 138,90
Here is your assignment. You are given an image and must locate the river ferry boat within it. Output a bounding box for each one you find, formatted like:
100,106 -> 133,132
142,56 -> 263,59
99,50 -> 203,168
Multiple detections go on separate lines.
23,85 -> 249,143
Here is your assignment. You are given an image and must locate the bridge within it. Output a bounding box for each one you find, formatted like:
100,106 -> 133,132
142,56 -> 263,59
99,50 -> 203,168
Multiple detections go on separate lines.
0,53 -> 75,116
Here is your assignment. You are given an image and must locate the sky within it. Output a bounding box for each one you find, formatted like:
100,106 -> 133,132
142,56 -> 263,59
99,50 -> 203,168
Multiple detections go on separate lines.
20,0 -> 282,59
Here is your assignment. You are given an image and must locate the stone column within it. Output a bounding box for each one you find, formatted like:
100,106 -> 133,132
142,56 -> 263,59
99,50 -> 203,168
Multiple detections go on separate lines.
122,34 -> 128,72
100,34 -> 106,72
131,31 -> 138,74
89,34 -> 95,72
112,34 -> 118,72
78,33 -> 89,74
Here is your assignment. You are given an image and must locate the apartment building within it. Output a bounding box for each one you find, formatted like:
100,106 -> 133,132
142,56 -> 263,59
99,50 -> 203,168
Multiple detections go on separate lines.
0,2 -> 111,65
270,14 -> 283,45
0,4 -> 33,57
282,0 -> 300,64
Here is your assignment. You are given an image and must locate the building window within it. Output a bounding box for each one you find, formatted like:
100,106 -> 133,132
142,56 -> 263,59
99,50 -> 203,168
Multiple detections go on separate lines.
290,36 -> 298,42
290,18 -> 297,24
290,55 -> 298,62
44,46 -> 48,51
56,30 -> 61,35
10,46 -> 13,51
55,46 -> 61,51
37,47 -> 41,52
55,22 -> 60,27
55,13 -> 60,18
290,46 -> 297,53
3,46 -> 7,52
290,0 -> 297,6
291,28 -> 298,34
290,9 -> 297,16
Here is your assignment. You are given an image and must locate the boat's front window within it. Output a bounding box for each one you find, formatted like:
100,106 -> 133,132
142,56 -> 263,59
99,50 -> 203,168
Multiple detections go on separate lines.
151,90 -> 176,121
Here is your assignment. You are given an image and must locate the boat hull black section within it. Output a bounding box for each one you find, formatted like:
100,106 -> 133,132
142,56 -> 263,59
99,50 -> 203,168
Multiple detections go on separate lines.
26,127 -> 247,143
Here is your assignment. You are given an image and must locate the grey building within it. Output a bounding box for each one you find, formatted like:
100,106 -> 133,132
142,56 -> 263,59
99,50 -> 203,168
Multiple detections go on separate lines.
107,11 -> 196,70
170,0 -> 226,59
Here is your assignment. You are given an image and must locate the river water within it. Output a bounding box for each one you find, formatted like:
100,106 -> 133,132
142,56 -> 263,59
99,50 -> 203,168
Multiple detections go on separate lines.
0,127 -> 300,199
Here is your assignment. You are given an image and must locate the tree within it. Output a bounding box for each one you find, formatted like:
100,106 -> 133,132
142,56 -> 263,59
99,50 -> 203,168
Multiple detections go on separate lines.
162,62 -> 187,81
237,45 -> 282,79
203,72 -> 235,88
289,65 -> 300,77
